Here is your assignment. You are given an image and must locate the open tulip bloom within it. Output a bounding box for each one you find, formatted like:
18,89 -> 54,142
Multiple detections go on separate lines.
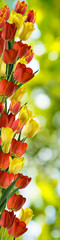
0,1 -> 40,239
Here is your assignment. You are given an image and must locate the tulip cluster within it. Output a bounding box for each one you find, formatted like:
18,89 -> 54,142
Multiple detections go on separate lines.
0,1 -> 39,239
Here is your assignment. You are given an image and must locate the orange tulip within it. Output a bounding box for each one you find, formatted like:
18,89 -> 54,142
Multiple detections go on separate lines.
0,79 -> 17,97
14,173 -> 31,189
14,63 -> 34,84
25,9 -> 36,24
0,170 -> 14,188
10,138 -> 28,157
1,22 -> 17,41
7,193 -> 26,211
9,100 -> 21,114
0,151 -> 10,170
13,41 -> 30,58
8,217 -> 27,237
3,49 -> 18,64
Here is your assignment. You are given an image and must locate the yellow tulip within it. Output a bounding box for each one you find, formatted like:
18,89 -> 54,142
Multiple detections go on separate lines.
11,85 -> 25,102
9,156 -> 25,174
18,22 -> 35,40
18,208 -> 34,225
1,127 -> 15,145
0,59 -> 6,77
10,10 -> 24,29
18,105 -> 35,124
24,118 -> 39,138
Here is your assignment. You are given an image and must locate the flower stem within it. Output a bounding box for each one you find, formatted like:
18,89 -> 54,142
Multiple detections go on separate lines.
1,228 -> 5,240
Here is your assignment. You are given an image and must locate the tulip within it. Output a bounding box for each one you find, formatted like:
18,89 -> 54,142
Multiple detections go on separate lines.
0,31 -> 5,56
0,151 -> 10,170
14,62 -> 34,84
18,208 -> 34,225
0,171 -> 14,188
0,210 -> 15,228
0,112 -> 8,128
9,156 -> 25,174
13,41 -> 30,58
11,119 -> 24,133
1,127 -> 15,145
0,138 -> 2,145
3,49 -> 18,64
7,193 -> 26,211
10,138 -> 28,157
8,217 -> 27,237
0,5 -> 10,28
0,79 -> 17,97
0,59 -> 6,77
11,85 -> 25,102
18,22 -> 35,41
10,10 -> 24,30
8,113 -> 15,128
25,48 -> 34,63
18,105 -> 35,124
0,102 -> 4,114
9,100 -> 21,114
15,0 -> 27,15
24,118 -> 39,138
1,22 -> 17,41
25,9 -> 36,24
14,173 -> 31,188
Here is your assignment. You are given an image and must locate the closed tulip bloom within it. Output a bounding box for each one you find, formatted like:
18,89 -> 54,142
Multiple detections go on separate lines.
7,193 -> 26,211
8,113 -> 15,128
0,210 -> 15,228
0,171 -> 14,188
0,5 -> 10,28
18,208 -> 34,225
14,173 -> 31,188
24,118 -> 39,138
18,105 -> 35,124
8,217 -> 27,237
11,85 -> 25,102
25,48 -> 34,63
1,22 -> 17,41
9,156 -> 25,174
15,0 -> 27,15
11,119 -> 24,134
0,102 -> 4,114
9,100 -> 21,114
1,127 -> 15,145
0,59 -> 6,77
0,151 -> 10,170
10,10 -> 24,30
3,49 -> 18,64
25,9 -> 36,24
10,138 -> 27,157
0,113 -> 8,128
0,79 -> 17,97
18,22 -> 35,41
13,41 -> 30,58
14,63 -> 34,84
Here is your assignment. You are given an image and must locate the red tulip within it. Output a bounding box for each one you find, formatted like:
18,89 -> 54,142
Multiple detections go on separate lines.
10,138 -> 28,157
0,138 -> 2,145
15,1 -> 27,15
25,9 -> 36,24
0,171 -> 14,188
0,31 -> 5,56
13,41 -> 30,58
14,173 -> 31,189
1,22 -> 17,41
8,217 -> 27,237
25,49 -> 34,63
7,193 -> 26,211
0,102 -> 4,114
14,63 -> 34,84
0,112 -> 8,128
8,113 -> 15,128
11,119 -> 24,133
9,100 -> 21,114
0,79 -> 17,97
0,151 -> 10,170
0,210 -> 15,228
3,49 -> 18,64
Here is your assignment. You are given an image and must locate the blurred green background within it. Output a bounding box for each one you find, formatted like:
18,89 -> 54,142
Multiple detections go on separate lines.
0,0 -> 60,239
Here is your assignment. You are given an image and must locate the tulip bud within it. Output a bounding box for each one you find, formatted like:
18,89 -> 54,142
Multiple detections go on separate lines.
1,127 -> 16,145
24,118 -> 39,138
9,100 -> 21,114
18,208 -> 34,225
18,105 -> 35,124
18,22 -> 35,41
15,0 -> 27,15
25,9 -> 36,24
10,10 -> 24,30
9,156 -> 25,174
